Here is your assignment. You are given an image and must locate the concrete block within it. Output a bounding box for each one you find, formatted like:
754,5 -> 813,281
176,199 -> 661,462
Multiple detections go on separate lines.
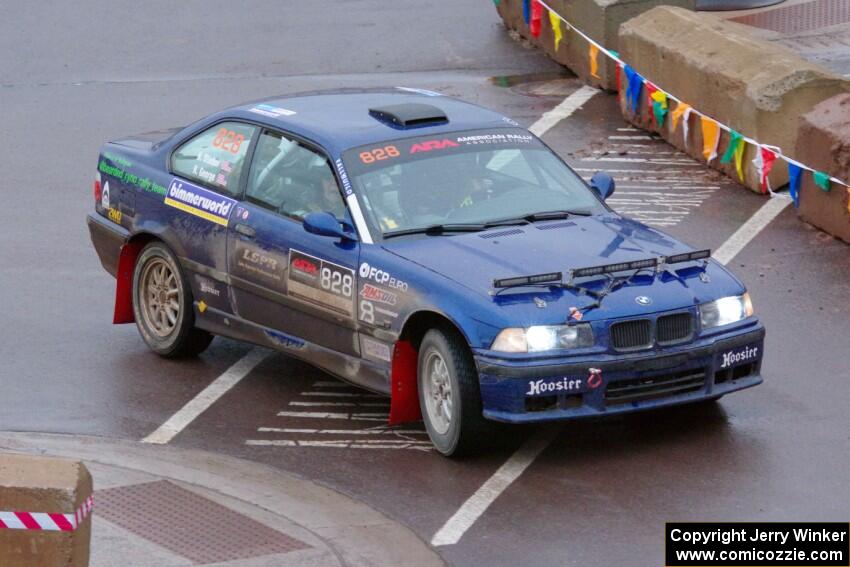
0,454 -> 93,566
795,94 -> 850,243
496,0 -> 695,91
618,6 -> 850,192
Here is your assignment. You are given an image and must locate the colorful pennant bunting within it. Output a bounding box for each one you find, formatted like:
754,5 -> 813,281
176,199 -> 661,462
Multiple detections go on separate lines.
752,146 -> 777,194
701,117 -> 721,163
523,0 -> 530,24
721,130 -> 742,164
734,139 -> 746,182
813,171 -> 831,191
623,66 -> 642,115
681,107 -> 693,150
549,10 -> 563,51
650,90 -> 668,127
670,102 -> 689,133
788,163 -> 803,207
530,0 -> 542,37
589,44 -> 600,79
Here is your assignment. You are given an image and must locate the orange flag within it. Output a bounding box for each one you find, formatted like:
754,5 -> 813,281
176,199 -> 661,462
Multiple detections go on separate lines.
670,102 -> 691,133
589,44 -> 600,79
701,117 -> 721,163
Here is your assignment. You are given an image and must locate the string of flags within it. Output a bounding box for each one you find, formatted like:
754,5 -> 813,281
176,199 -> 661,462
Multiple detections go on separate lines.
496,0 -> 849,209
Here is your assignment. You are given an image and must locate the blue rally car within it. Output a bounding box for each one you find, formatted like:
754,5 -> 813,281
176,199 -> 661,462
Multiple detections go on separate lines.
87,88 -> 764,456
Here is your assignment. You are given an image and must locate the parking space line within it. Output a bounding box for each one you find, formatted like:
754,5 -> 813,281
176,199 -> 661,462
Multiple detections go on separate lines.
528,85 -> 599,137
713,196 -> 791,265
431,427 -> 561,547
142,347 -> 270,444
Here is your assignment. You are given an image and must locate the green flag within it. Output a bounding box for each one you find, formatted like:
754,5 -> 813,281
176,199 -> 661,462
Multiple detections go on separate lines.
813,170 -> 831,191
721,130 -> 743,164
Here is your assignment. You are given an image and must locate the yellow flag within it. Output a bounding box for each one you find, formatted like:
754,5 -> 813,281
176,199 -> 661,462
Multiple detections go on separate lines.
701,117 -> 720,163
734,139 -> 746,181
589,44 -> 600,79
549,10 -> 563,51
671,102 -> 691,133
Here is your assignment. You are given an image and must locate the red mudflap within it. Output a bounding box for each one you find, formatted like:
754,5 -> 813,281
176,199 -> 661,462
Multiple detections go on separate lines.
113,242 -> 142,324
388,340 -> 422,425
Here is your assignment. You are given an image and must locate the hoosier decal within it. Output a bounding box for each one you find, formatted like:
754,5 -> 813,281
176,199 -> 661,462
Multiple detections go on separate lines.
718,344 -> 760,369
164,179 -> 236,226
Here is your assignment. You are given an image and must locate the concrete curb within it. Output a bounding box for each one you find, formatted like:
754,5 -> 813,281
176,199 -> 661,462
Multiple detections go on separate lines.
0,432 -> 445,567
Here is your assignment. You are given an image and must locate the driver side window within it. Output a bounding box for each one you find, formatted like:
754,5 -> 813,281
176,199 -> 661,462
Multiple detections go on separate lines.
246,130 -> 347,222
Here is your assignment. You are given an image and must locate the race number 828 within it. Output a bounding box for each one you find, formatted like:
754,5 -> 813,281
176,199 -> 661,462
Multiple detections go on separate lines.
320,267 -> 353,298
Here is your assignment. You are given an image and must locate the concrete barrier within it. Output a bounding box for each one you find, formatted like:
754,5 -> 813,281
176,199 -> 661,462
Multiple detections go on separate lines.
496,0 -> 694,91
795,94 -> 850,243
0,454 -> 92,566
618,6 -> 850,192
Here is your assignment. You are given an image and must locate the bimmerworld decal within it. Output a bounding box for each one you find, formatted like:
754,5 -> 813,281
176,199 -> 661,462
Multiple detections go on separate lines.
164,179 -> 236,226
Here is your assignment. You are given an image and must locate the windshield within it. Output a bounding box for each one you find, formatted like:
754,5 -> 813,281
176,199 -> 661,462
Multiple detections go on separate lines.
342,129 -> 606,239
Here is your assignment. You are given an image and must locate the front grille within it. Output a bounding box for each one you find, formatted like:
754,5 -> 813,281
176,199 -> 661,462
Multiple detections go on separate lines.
610,319 -> 651,350
605,369 -> 706,405
657,313 -> 693,345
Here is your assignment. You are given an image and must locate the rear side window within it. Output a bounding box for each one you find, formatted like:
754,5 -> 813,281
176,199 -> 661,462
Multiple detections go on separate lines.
171,121 -> 257,196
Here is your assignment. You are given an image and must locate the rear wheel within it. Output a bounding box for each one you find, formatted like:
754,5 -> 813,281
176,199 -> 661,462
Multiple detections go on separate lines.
418,327 -> 491,456
132,242 -> 213,358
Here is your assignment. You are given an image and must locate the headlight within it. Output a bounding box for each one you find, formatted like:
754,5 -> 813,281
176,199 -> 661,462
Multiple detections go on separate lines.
491,324 -> 594,353
699,293 -> 753,329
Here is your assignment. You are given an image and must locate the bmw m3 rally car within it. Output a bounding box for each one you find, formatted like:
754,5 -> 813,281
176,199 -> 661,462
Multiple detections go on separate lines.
87,88 -> 764,456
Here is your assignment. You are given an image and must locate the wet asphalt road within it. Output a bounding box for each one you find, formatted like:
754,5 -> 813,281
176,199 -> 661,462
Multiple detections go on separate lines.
2,2 -> 850,566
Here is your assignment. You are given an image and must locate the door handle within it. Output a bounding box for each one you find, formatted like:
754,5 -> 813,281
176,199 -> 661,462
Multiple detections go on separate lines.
234,224 -> 256,239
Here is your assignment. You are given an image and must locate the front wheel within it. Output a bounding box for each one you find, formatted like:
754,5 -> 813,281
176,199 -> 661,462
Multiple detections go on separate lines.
418,328 -> 491,456
132,241 -> 213,358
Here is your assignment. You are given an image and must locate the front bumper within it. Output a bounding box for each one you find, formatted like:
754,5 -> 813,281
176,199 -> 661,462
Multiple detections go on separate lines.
476,325 -> 764,423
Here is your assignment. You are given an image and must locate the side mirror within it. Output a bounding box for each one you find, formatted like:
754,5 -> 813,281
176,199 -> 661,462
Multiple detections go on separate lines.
303,212 -> 357,241
590,171 -> 616,200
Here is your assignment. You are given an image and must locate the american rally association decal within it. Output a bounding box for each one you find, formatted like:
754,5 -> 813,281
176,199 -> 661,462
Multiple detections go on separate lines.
718,344 -> 760,369
287,249 -> 355,317
165,179 -> 236,226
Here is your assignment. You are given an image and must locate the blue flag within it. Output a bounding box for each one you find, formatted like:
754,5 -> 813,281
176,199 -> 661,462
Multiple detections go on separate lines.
523,0 -> 530,24
788,163 -> 803,208
624,65 -> 643,115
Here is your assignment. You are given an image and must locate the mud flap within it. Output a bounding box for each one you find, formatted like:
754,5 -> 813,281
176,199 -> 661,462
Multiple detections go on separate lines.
113,241 -> 143,324
388,340 -> 422,425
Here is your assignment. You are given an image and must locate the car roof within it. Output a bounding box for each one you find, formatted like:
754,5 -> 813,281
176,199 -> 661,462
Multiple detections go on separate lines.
220,88 -> 516,155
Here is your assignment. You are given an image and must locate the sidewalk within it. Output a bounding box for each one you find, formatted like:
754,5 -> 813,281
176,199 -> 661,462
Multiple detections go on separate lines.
718,0 -> 850,75
0,432 -> 444,567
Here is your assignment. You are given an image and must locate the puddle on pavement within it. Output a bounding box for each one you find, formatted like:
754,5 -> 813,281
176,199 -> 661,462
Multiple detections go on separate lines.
490,71 -> 579,97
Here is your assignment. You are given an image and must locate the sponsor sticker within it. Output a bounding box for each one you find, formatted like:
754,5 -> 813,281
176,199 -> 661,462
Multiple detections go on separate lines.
101,180 -> 111,209
107,207 -> 122,224
334,158 -> 353,196
165,179 -> 236,226
360,336 -> 392,363
197,277 -> 221,297
235,243 -> 283,282
358,262 -> 408,292
525,376 -> 591,397
717,343 -> 760,369
248,104 -> 297,118
265,329 -> 306,350
360,284 -> 397,306
409,139 -> 459,154
288,250 -> 355,317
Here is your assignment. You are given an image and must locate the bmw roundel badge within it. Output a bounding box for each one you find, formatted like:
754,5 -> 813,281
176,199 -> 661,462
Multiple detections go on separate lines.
635,296 -> 652,306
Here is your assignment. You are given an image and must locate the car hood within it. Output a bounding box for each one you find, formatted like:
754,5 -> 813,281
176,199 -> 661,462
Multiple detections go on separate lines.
383,214 -> 743,323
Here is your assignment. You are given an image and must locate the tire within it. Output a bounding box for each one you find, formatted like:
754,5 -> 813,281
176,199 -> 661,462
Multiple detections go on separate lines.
132,241 -> 213,358
418,327 -> 492,456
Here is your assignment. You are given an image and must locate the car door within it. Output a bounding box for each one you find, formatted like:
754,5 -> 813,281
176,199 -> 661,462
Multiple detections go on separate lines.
168,120 -> 259,314
227,129 -> 360,355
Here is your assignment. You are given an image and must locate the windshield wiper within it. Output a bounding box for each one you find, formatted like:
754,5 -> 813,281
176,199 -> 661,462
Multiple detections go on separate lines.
383,223 -> 488,239
485,210 -> 593,226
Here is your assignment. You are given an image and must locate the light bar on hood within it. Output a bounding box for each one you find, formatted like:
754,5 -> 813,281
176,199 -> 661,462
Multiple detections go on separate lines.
569,258 -> 659,280
663,249 -> 711,264
493,272 -> 562,289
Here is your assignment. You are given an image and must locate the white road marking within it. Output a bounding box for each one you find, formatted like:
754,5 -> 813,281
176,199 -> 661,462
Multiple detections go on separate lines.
277,411 -> 386,420
142,347 -> 270,444
431,427 -> 561,546
289,401 -> 389,407
608,135 -> 653,140
246,440 -> 432,451
528,85 -> 599,137
258,427 -> 427,435
713,196 -> 791,265
299,391 -> 385,398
